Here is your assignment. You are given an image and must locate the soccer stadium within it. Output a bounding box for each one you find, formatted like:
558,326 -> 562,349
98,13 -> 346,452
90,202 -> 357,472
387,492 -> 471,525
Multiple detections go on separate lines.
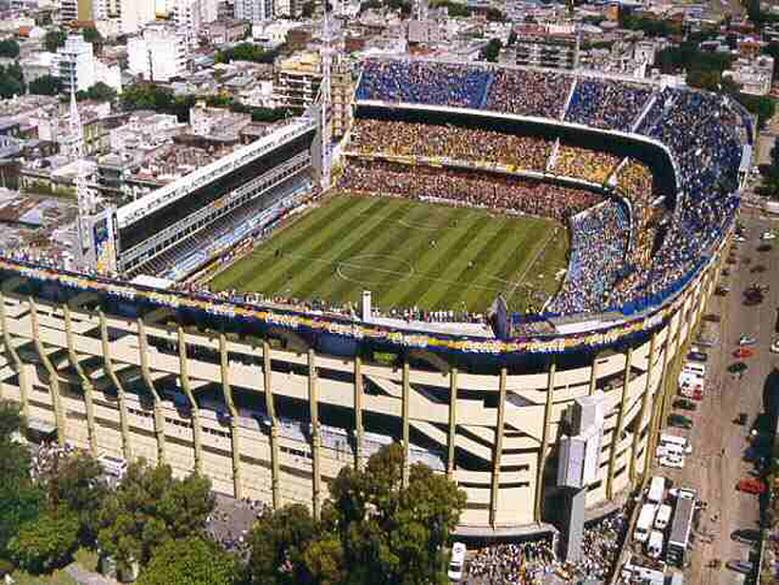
0,58 -> 753,536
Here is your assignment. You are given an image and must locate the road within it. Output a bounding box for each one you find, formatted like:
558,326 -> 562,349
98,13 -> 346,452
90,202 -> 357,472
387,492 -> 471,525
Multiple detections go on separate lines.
653,206 -> 778,585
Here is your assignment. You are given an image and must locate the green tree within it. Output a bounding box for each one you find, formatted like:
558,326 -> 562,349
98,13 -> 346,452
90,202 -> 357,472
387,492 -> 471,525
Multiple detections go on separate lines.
44,30 -> 67,52
215,43 -> 278,64
0,39 -> 20,58
0,399 -> 24,440
46,452 -> 107,543
0,63 -> 25,99
247,504 -> 317,585
136,537 -> 241,585
29,74 -> 62,95
481,38 -> 502,62
84,82 -> 117,102
737,93 -> 776,130
8,509 -> 80,574
97,463 -> 215,566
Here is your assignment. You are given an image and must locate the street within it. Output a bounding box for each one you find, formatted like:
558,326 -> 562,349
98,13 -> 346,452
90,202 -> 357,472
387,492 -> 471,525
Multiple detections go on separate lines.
655,206 -> 778,585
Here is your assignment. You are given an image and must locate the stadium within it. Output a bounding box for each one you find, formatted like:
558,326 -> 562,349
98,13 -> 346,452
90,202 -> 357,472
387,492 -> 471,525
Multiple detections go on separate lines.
0,58 -> 752,536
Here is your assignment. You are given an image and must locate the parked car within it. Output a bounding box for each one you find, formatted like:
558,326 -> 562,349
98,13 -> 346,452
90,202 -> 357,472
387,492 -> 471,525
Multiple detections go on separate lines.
673,398 -> 697,411
668,414 -> 693,430
448,542 -> 466,582
731,528 -> 761,545
703,314 -> 722,323
738,335 -> 757,346
715,285 -> 730,296
771,339 -> 779,354
735,413 -> 748,425
659,455 -> 685,469
736,478 -> 767,495
726,560 -> 755,575
733,347 -> 755,359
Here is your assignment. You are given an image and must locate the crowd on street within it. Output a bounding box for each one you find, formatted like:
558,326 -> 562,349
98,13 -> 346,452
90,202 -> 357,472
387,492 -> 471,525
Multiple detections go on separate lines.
465,510 -> 628,584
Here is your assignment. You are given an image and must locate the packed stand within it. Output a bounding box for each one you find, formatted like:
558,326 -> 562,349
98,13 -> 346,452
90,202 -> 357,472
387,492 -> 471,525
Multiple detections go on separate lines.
339,159 -> 601,222
485,69 -> 572,119
356,59 -> 492,109
553,145 -> 621,184
610,89 -> 744,310
548,201 -> 630,314
615,159 -> 663,269
465,510 -> 628,584
347,118 -> 552,173
565,79 -> 654,132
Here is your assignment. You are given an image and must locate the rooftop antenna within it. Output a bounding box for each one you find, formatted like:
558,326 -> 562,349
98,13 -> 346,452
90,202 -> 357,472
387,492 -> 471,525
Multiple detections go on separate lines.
319,0 -> 332,190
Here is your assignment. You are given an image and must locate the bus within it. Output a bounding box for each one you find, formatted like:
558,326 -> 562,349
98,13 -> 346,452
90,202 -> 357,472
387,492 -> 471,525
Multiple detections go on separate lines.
666,496 -> 695,567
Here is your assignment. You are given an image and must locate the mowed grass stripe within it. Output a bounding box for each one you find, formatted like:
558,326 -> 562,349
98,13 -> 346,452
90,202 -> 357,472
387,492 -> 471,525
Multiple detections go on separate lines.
406,213 -> 495,309
418,214 -> 516,309
210,196 -> 368,291
253,197 -> 383,293
449,218 -> 529,309
385,209 -> 491,309
321,199 -> 445,304
292,198 -> 422,302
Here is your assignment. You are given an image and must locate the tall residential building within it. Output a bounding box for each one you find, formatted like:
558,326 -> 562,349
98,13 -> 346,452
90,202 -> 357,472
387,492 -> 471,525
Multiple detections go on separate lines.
119,0 -> 156,34
274,51 -> 354,139
58,35 -> 96,93
173,0 -> 218,47
127,24 -> 188,81
500,24 -> 580,70
234,0 -> 273,23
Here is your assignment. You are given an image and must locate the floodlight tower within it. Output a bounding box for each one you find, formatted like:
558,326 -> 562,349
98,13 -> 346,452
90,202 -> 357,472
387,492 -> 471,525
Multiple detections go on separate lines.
319,0 -> 333,190
68,79 -> 95,266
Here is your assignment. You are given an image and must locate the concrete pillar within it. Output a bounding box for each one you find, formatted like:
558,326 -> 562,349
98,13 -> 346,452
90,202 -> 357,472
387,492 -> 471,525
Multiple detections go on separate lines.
401,359 -> 410,488
353,356 -> 364,470
490,367 -> 507,527
534,359 -> 556,522
606,347 -> 632,500
447,367 -> 458,479
0,292 -> 30,420
219,333 -> 242,499
262,340 -> 280,508
177,326 -> 202,474
99,310 -> 131,460
28,298 -> 65,445
63,304 -> 97,454
588,353 -> 599,396
645,331 -> 670,478
137,318 -> 166,465
630,334 -> 656,487
308,348 -> 321,520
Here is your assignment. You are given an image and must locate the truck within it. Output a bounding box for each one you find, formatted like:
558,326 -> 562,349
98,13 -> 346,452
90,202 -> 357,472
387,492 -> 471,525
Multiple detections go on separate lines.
647,476 -> 666,504
634,503 -> 658,544
647,530 -> 664,559
654,504 -> 673,530
666,496 -> 696,567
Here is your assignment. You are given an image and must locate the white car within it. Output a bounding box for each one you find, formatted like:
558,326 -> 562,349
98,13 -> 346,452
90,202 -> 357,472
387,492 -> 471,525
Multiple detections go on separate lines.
771,340 -> 779,354
659,455 -> 685,469
761,231 -> 776,241
448,542 -> 466,582
735,235 -> 747,243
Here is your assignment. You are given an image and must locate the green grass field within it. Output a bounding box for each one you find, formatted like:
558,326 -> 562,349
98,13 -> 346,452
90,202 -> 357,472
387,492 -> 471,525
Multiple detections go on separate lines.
210,194 -> 570,312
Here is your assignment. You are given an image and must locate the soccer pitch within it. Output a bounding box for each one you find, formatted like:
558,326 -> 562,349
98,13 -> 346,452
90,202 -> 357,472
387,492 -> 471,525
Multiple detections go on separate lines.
209,194 -> 570,313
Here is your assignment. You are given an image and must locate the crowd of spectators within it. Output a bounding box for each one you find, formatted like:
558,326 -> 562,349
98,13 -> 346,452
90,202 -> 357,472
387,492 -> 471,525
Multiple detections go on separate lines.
465,510 -> 628,584
565,80 -> 654,132
554,145 -> 621,185
548,201 -> 630,314
486,69 -> 571,119
339,159 -> 601,222
616,160 -> 663,269
348,119 -> 552,172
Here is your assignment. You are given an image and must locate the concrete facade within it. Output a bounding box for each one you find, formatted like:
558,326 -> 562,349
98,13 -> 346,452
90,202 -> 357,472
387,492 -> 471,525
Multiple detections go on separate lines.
0,242 -> 722,532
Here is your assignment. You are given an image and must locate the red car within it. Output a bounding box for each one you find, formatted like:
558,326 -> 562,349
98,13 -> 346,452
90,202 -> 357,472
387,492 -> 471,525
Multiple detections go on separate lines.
737,478 -> 766,494
734,347 -> 756,359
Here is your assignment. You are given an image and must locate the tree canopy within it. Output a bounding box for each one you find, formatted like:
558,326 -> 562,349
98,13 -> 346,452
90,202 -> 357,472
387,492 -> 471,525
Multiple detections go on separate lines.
29,75 -> 61,96
137,537 -> 241,585
247,444 -> 466,585
44,30 -> 67,53
215,43 -> 279,64
0,39 -> 20,58
97,462 -> 214,566
0,63 -> 25,99
7,508 -> 80,574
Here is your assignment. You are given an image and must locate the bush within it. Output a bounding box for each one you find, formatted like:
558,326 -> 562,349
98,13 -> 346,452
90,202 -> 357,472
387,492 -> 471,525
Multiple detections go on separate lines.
8,509 -> 80,574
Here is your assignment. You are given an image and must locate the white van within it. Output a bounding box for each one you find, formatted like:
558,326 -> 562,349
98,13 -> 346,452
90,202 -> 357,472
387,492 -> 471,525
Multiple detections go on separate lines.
448,542 -> 466,582
98,453 -> 127,479
634,503 -> 657,544
660,433 -> 692,454
647,530 -> 664,559
654,504 -> 673,530
682,361 -> 706,378
647,476 -> 666,504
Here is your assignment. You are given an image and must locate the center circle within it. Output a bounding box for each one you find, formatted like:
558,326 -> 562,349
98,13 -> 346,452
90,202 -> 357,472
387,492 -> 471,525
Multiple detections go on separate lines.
336,254 -> 415,286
